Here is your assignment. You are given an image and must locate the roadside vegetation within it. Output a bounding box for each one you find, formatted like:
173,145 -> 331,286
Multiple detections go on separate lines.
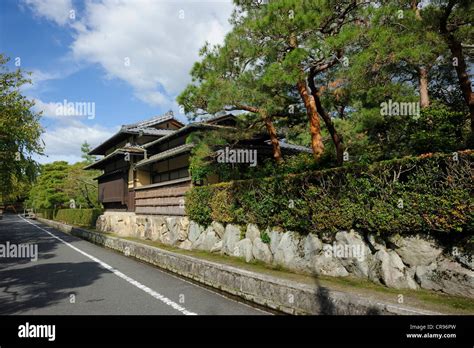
28,143 -> 103,227
181,0 -> 473,238
186,151 -> 473,237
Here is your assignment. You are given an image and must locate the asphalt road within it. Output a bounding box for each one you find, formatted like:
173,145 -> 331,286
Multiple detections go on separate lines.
0,214 -> 268,315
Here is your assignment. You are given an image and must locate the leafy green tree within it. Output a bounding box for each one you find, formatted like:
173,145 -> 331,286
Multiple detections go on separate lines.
345,1 -> 444,108
338,1 -> 472,158
228,0 -> 364,163
27,161 -> 70,209
64,161 -> 100,208
434,0 -> 473,134
27,142 -> 102,210
81,141 -> 96,165
0,54 -> 43,203
178,25 -> 302,164
179,1 -> 366,164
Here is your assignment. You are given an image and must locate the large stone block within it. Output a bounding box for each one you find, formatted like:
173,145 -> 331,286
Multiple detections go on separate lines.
194,228 -> 219,251
211,221 -> 225,239
371,249 -> 418,290
390,235 -> 442,267
246,224 -> 260,242
222,224 -> 241,256
178,239 -> 193,251
179,217 -> 190,240
273,231 -> 305,271
303,233 -> 323,260
210,240 -> 223,253
234,238 -> 253,262
165,217 -> 188,246
252,237 -> 273,264
334,230 -> 370,278
149,216 -> 166,241
188,221 -> 204,243
415,258 -> 474,298
312,250 -> 349,277
268,228 -> 282,255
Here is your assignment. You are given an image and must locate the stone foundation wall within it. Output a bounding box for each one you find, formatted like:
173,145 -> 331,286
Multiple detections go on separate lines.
96,212 -> 474,298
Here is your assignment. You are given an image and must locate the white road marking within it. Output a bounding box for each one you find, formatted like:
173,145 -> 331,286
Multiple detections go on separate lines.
26,217 -> 270,315
18,215 -> 197,315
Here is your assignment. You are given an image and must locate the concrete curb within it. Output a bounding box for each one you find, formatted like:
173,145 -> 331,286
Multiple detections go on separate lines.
37,217 -> 442,315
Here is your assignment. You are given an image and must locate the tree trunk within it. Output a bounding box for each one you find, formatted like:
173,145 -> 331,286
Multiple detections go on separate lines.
419,66 -> 430,108
262,113 -> 283,164
313,92 -> 344,165
412,1 -> 430,109
289,33 -> 324,160
234,104 -> 284,163
411,0 -> 422,20
308,70 -> 344,165
296,80 -> 324,159
445,35 -> 474,132
440,1 -> 474,133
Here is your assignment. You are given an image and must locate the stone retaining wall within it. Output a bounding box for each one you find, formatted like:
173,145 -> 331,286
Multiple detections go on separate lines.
38,217 -> 444,315
96,212 -> 474,298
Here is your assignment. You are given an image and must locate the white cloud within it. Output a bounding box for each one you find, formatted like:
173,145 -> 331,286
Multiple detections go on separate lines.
25,64 -> 82,89
69,0 -> 234,107
22,0 -> 234,107
33,97 -> 98,120
37,119 -> 117,164
29,69 -> 58,85
22,0 -> 74,26
21,0 -> 235,163
32,98 -> 60,117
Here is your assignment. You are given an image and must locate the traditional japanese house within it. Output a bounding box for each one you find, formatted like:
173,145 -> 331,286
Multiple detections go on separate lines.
85,111 -> 310,215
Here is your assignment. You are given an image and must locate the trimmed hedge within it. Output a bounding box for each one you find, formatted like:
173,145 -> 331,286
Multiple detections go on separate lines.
36,209 -> 58,220
186,151 -> 473,236
54,209 -> 103,228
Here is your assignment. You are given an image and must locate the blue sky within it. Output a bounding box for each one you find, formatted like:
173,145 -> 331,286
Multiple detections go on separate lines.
0,0 -> 234,163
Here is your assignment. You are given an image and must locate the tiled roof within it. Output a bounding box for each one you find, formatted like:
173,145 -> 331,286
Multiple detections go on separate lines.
125,127 -> 175,136
266,140 -> 312,153
202,113 -> 235,124
122,110 -> 176,130
143,122 -> 232,149
88,111 -> 182,155
135,143 -> 194,168
84,146 -> 144,170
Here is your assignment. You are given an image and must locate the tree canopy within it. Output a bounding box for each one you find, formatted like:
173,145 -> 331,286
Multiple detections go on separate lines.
178,0 -> 473,171
0,54 -> 43,203
26,144 -> 101,210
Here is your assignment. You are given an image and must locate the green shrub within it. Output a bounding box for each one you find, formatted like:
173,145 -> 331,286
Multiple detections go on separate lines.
261,230 -> 271,244
54,208 -> 103,227
210,186 -> 236,223
185,151 -> 473,237
35,209 -> 58,220
185,186 -> 213,226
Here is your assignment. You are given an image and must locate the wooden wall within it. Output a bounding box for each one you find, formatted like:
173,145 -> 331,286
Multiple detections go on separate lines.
99,176 -> 126,204
134,182 -> 190,216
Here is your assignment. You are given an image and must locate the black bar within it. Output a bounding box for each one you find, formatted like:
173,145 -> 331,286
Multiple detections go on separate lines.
0,315 -> 472,347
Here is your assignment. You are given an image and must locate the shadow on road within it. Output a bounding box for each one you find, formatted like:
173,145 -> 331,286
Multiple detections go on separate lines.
0,215 -> 108,314
0,261 -> 107,314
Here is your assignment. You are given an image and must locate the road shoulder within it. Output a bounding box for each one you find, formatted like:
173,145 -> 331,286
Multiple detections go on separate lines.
36,216 -> 473,315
